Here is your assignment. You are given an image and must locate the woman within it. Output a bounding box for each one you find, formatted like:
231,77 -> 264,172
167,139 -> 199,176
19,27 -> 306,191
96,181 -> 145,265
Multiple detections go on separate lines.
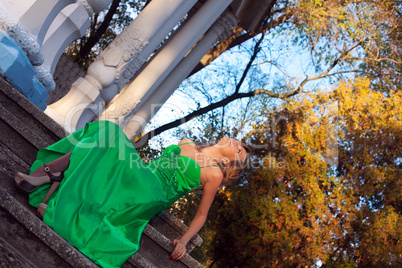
14,120 -> 250,267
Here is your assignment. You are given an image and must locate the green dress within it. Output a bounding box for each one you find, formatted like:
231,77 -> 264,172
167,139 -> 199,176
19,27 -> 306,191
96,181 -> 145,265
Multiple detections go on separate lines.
28,121 -> 201,268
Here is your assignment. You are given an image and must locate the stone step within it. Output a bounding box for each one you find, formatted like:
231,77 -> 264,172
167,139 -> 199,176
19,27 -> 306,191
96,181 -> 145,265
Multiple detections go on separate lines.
1,179 -> 203,268
0,184 -> 97,268
0,76 -> 204,267
0,237 -> 38,268
135,224 -> 203,268
149,211 -> 203,253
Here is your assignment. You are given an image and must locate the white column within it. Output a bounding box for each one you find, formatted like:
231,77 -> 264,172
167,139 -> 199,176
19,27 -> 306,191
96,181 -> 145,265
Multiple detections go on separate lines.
42,0 -> 113,74
99,0 -> 233,129
123,11 -> 239,142
46,0 -> 197,132
42,4 -> 91,74
0,0 -> 75,45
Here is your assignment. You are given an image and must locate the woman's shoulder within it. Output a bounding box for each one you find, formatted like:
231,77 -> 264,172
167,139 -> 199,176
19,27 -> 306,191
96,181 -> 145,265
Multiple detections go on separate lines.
209,168 -> 224,183
201,169 -> 223,191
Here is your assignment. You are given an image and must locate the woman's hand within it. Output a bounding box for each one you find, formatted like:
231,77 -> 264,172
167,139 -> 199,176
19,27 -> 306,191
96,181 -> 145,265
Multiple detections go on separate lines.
170,239 -> 187,260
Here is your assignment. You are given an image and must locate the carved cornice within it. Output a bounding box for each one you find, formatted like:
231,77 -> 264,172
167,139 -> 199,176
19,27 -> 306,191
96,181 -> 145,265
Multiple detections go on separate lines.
100,29 -> 148,92
34,66 -> 56,91
0,6 -> 43,65
212,11 -> 239,41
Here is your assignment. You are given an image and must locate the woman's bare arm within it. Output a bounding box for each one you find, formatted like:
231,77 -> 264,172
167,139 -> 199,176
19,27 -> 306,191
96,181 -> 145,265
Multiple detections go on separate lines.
170,173 -> 222,260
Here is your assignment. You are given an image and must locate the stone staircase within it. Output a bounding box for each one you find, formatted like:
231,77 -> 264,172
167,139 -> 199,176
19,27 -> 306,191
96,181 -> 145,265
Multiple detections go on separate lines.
0,76 -> 204,268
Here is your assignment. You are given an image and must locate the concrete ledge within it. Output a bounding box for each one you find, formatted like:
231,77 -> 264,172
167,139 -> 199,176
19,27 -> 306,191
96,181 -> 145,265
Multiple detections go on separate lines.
0,186 -> 97,268
138,225 -> 204,268
0,237 -> 37,268
127,253 -> 157,268
0,76 -> 66,141
150,211 -> 203,252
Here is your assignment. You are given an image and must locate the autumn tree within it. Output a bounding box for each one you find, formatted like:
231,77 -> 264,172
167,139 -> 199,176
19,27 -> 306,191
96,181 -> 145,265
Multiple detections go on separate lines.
176,77 -> 400,267
124,1 -> 402,266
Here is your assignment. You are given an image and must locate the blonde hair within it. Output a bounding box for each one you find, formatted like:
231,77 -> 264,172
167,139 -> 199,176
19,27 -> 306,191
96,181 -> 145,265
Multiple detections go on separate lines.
220,143 -> 251,186
197,142 -> 252,186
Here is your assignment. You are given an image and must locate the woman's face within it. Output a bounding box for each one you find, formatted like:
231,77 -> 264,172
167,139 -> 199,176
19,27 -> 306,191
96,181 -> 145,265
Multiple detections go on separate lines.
216,137 -> 247,164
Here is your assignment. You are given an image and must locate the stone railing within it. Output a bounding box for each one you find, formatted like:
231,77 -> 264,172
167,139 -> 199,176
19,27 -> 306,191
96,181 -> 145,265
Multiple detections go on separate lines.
0,0 -> 112,110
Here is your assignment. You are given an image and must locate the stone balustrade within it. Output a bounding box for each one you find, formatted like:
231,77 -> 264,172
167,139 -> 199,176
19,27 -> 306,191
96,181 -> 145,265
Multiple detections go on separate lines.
0,0 -> 111,110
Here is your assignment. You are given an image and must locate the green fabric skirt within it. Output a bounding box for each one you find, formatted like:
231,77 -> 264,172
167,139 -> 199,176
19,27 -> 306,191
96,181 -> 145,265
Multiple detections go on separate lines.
28,121 -> 201,267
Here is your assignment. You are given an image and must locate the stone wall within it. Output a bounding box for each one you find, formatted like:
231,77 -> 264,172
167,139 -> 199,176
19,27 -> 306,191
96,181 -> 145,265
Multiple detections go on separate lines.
47,54 -> 86,105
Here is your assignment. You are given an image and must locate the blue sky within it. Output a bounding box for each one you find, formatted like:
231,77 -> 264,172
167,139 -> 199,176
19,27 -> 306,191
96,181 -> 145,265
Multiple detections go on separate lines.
143,28 -> 355,149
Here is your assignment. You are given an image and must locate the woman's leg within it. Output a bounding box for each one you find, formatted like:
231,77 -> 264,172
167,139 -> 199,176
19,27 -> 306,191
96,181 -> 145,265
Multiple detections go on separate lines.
30,151 -> 72,176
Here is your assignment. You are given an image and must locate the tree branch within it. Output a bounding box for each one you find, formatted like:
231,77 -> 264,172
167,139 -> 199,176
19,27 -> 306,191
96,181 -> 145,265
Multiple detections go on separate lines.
137,40 -> 362,144
137,92 -> 253,143
136,84 -> 304,144
348,57 -> 402,65
235,32 -> 265,94
295,42 -> 362,92
79,0 -> 120,61
257,60 -> 290,78
137,33 -> 264,143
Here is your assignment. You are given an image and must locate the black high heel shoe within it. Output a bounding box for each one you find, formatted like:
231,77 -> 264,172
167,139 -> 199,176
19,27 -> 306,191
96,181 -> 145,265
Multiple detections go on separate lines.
14,164 -> 64,218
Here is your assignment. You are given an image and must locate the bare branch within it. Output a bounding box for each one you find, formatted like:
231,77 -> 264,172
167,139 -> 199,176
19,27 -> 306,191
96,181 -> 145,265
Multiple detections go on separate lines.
137,82 -> 303,144
78,0 -> 121,62
253,87 -> 300,99
323,69 -> 362,77
137,42 -> 364,144
294,43 -> 362,93
235,32 -> 265,94
256,60 -> 291,78
137,91 -> 253,143
138,33 -> 264,143
324,42 -> 362,76
347,57 -> 402,65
